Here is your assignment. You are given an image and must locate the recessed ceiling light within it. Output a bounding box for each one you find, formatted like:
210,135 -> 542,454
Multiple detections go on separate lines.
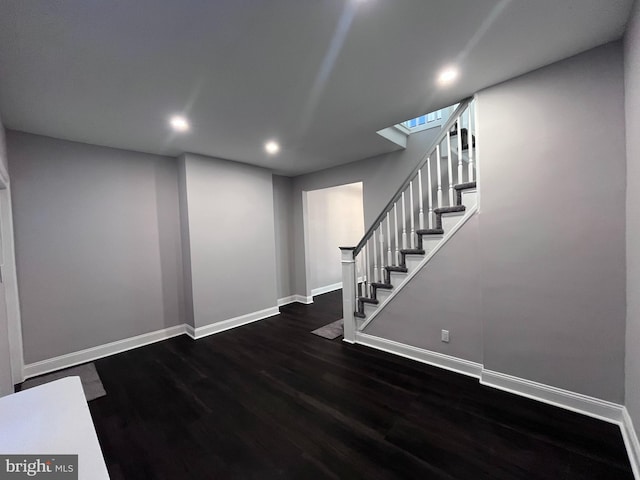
169,115 -> 190,132
265,140 -> 280,155
437,67 -> 458,86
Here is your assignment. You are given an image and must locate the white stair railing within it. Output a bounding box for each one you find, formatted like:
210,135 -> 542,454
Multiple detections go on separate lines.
341,98 -> 476,342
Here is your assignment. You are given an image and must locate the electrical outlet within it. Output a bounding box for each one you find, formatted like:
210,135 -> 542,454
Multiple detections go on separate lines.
441,329 -> 450,343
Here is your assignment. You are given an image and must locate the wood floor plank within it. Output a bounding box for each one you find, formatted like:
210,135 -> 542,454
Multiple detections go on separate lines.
87,291 -> 633,479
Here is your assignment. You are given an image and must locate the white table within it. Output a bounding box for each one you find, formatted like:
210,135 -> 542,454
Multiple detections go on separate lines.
0,376 -> 110,479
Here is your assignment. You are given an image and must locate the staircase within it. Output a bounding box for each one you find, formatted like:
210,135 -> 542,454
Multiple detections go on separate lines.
340,98 -> 477,342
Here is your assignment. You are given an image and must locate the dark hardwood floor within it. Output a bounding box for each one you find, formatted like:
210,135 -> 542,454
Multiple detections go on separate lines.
88,291 -> 633,479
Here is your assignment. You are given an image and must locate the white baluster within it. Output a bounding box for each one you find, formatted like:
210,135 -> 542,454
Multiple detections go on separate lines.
359,253 -> 364,295
354,252 -> 360,299
365,242 -> 371,296
394,203 -> 399,265
427,156 -> 434,229
372,231 -> 378,284
409,180 -> 415,249
386,212 -> 392,266
359,252 -> 365,296
379,224 -> 384,282
447,130 -> 454,205
436,145 -> 443,209
401,191 -> 407,249
468,104 -> 475,182
457,115 -> 464,185
418,169 -> 424,231
357,249 -> 363,298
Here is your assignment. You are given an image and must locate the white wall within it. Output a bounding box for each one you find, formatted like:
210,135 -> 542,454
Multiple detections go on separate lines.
305,183 -> 364,293
477,42 -> 626,402
178,154 -> 278,327
625,0 -> 640,434
8,132 -> 185,364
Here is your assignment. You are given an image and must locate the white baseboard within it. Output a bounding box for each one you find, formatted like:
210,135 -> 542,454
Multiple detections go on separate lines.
355,333 -> 638,478
298,295 -> 314,304
277,295 -> 313,306
355,333 -> 627,424
187,306 -> 280,340
482,369 -> 639,479
23,306 -> 282,378
294,294 -> 314,304
622,408 -> 640,479
480,369 -> 624,424
277,295 -> 314,306
184,324 -> 196,339
277,296 -> 297,307
355,332 -> 483,378
19,308 -> 640,478
23,324 -> 187,379
311,282 -> 342,297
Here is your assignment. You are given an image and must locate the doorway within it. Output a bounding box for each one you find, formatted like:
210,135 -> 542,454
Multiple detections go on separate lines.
303,182 -> 365,298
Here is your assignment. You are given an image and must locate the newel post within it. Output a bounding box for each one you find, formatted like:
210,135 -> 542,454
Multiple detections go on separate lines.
340,246 -> 357,343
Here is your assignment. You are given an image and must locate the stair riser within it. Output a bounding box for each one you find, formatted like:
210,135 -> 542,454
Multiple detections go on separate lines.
441,212 -> 465,231
375,289 -> 393,303
363,302 -> 378,316
419,237 -> 441,252
388,271 -> 407,284
403,255 -> 423,271
460,190 -> 477,208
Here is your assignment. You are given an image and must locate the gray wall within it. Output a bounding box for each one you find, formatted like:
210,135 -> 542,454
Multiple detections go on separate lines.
177,156 -> 195,327
626,0 -> 640,431
273,175 -> 294,300
362,42 -> 626,403
290,127 -> 442,296
477,42 -> 626,402
0,119 -> 8,175
365,214 -> 482,363
8,132 -> 185,363
179,154 -> 277,327
0,119 -> 12,395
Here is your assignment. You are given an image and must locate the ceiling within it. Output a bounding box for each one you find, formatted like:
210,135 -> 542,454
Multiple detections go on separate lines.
0,0 -> 633,175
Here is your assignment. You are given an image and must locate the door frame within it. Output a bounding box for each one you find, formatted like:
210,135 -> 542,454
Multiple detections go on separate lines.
0,167 -> 24,384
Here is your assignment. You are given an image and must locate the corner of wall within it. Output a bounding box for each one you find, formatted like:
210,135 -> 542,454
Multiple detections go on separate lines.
176,155 -> 195,328
625,0 -> 640,468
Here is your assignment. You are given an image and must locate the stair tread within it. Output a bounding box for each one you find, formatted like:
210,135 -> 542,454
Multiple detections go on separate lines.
359,297 -> 379,305
417,228 -> 444,235
400,249 -> 425,255
371,282 -> 393,289
386,266 -> 408,273
454,181 -> 477,191
434,205 -> 466,214
354,311 -> 366,318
